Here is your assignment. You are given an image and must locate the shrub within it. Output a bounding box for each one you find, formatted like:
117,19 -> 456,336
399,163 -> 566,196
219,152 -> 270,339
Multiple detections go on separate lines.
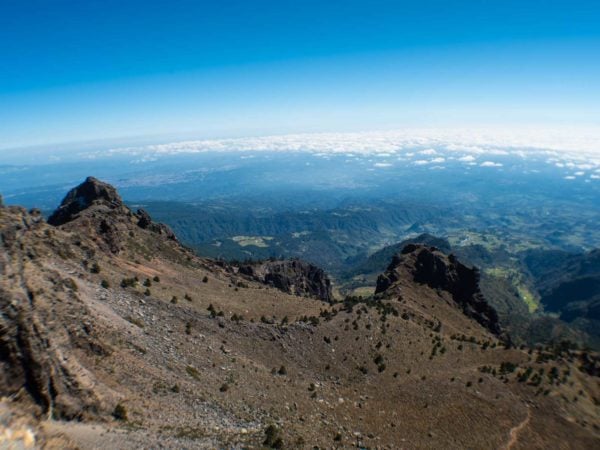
64,278 -> 78,291
184,293 -> 192,301
278,365 -> 287,375
144,289 -> 151,296
171,296 -> 178,304
101,280 -> 110,289
219,383 -> 229,392
202,275 -> 209,283
186,366 -> 201,380
120,277 -> 137,288
113,403 -> 127,421
90,262 -> 101,274
153,275 -> 160,282
143,278 -> 152,287
263,424 -> 283,449
185,322 -> 192,335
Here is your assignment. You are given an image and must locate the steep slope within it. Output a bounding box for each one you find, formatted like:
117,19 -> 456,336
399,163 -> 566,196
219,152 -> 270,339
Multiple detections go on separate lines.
523,249 -> 600,346
0,178 -> 598,449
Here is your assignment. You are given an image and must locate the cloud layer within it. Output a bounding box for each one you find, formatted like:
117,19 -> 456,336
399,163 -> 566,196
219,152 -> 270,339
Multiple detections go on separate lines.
86,127 -> 600,180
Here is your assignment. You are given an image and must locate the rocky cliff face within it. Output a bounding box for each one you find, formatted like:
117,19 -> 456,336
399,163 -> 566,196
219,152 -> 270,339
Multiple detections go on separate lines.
0,205 -> 115,420
376,244 -> 501,335
238,259 -> 333,302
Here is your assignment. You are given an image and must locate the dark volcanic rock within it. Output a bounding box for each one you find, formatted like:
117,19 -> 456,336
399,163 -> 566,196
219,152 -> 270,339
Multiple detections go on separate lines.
376,244 -> 501,335
238,259 -> 333,302
136,208 -> 177,241
48,177 -> 124,226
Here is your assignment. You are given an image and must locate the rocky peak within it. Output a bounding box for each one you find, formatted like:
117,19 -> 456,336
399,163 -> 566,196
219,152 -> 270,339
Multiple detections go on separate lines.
46,177 -> 177,253
47,177 -> 124,226
376,244 -> 501,335
238,259 -> 333,302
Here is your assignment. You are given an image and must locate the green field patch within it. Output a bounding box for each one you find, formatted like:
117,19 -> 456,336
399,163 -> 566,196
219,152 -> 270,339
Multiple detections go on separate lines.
231,235 -> 273,248
516,285 -> 539,313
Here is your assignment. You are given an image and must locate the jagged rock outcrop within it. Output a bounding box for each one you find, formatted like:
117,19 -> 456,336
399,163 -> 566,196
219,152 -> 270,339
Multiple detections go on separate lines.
47,177 -> 124,226
238,259 -> 333,302
376,244 -> 501,334
46,177 -> 177,252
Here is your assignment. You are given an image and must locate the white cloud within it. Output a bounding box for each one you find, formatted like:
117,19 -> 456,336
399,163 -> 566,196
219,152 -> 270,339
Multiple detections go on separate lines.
564,175 -> 576,180
374,162 -> 392,168
419,148 -> 437,155
413,160 -> 429,165
431,157 -> 445,163
480,161 -> 503,167
458,155 -> 476,162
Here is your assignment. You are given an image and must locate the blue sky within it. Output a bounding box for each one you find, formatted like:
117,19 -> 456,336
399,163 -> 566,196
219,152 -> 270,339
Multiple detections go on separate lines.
1,0 -> 599,150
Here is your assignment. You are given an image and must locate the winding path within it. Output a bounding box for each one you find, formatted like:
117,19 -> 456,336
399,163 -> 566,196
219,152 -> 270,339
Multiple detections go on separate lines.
502,407 -> 531,450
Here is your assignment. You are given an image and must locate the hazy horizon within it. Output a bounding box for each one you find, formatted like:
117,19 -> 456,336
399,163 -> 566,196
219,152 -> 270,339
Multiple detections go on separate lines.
1,1 -> 599,150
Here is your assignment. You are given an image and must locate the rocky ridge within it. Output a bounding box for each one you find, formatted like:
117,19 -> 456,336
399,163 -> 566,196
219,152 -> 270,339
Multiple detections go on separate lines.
376,243 -> 501,335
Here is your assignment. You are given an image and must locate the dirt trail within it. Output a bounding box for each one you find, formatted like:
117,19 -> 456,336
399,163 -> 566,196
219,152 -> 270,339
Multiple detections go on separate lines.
502,407 -> 531,450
